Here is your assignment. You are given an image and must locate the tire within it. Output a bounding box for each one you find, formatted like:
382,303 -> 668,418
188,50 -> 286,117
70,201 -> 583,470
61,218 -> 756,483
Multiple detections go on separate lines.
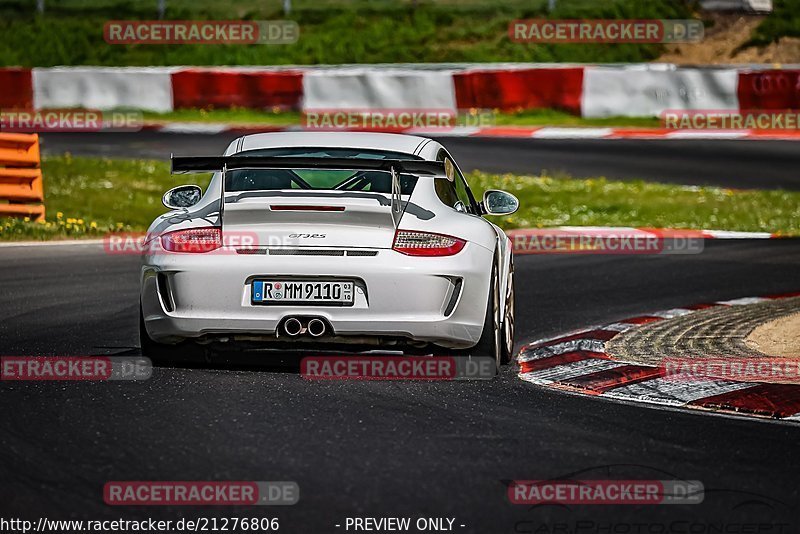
139,305 -> 204,365
500,258 -> 515,365
468,263 -> 502,370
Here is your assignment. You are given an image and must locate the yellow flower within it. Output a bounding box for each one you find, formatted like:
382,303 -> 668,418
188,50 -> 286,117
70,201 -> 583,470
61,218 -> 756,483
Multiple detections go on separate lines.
23,217 -> 30,222
90,221 -> 98,229
77,219 -> 84,225
56,212 -> 63,219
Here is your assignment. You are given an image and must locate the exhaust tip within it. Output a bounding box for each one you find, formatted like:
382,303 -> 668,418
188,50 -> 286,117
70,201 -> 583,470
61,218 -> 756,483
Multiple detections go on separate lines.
307,318 -> 326,338
284,317 -> 303,337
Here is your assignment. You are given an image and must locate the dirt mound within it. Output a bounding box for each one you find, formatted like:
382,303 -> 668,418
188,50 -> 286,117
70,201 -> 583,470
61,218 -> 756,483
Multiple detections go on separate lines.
746,311 -> 800,357
657,13 -> 800,64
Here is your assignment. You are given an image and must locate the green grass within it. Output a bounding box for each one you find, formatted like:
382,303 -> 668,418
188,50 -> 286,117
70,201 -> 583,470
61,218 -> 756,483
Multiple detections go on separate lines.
475,109 -> 662,127
0,0 -> 693,66
142,109 -> 303,125
473,172 -> 800,235
746,0 -> 800,47
2,155 -> 798,241
140,108 -> 661,128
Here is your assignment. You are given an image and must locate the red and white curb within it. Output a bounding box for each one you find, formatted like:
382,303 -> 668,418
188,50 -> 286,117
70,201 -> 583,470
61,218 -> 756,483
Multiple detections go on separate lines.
517,292 -> 800,422
139,123 -> 800,141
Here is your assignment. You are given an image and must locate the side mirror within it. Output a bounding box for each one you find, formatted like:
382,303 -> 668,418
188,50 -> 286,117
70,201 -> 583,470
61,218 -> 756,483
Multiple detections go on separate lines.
162,185 -> 202,210
482,189 -> 519,216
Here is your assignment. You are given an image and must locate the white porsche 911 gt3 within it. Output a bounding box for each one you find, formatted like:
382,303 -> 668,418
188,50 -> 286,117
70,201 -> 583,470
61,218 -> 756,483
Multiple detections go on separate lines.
139,132 -> 518,367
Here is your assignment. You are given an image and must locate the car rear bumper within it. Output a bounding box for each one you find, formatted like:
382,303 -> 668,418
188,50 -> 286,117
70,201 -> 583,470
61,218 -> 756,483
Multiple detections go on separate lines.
140,244 -> 492,348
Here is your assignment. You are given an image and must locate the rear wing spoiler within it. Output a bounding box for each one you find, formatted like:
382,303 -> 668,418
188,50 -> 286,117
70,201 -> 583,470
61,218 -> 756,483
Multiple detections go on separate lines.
170,155 -> 445,176
169,155 -> 445,228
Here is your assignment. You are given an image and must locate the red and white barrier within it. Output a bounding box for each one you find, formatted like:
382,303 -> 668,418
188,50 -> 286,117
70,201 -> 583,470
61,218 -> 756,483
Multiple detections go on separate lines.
1,64 -> 798,119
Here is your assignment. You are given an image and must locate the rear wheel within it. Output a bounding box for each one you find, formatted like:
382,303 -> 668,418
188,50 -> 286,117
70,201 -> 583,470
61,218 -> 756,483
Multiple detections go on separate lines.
500,259 -> 515,365
468,264 -> 502,370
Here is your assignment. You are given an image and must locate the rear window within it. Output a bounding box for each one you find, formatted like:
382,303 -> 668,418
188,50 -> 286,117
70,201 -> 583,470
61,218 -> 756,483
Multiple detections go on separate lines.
226,147 -> 421,193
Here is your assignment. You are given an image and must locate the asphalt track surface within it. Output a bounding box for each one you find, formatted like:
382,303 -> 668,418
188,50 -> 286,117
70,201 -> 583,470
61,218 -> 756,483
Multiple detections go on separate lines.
40,131 -> 800,190
2,240 -> 800,532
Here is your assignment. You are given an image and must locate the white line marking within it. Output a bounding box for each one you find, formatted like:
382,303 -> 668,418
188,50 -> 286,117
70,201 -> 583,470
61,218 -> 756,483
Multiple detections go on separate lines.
603,322 -> 638,332
555,225 -> 649,236
665,131 -> 748,140
404,126 -> 481,136
716,297 -> 769,306
702,230 -> 774,239
158,123 -> 229,134
524,327 -> 603,347
531,127 -> 614,139
648,308 -> 693,319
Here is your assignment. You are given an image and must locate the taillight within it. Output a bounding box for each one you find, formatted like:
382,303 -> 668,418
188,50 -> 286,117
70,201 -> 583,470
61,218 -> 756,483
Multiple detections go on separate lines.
392,230 -> 466,256
160,227 -> 222,253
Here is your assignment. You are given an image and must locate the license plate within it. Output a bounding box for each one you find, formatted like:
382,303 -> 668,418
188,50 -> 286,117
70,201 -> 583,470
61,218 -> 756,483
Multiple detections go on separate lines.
252,280 -> 354,305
